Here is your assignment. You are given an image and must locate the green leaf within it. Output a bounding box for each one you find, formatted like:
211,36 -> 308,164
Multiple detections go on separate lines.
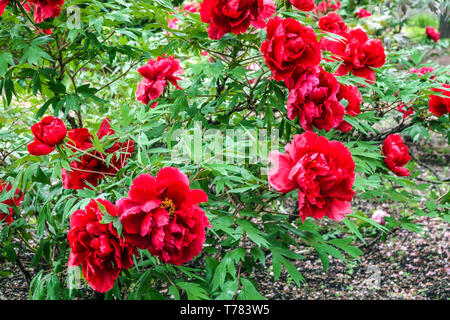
177,282 -> 209,300
98,201 -> 122,236
237,278 -> 266,300
236,220 -> 269,248
328,238 -> 364,259
343,218 -> 366,245
215,280 -> 238,300
0,52 -> 13,77
21,45 -> 53,65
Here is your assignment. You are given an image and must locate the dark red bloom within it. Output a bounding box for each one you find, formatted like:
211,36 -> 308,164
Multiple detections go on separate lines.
95,119 -> 135,176
28,116 -> 67,156
314,1 -> 341,15
200,0 -> 275,40
285,67 -> 345,131
321,28 -> 385,83
382,134 -> 411,177
355,8 -> 371,18
261,17 -> 322,81
335,83 -> 362,132
0,180 -> 23,225
62,119 -> 134,190
397,102 -> 414,119
0,0 -> 8,16
117,167 -> 210,265
337,83 -> 362,117
25,0 -> 65,24
428,84 -> 450,117
425,27 -> 440,42
268,131 -> 355,222
318,12 -> 348,35
135,56 -> 184,107
68,199 -> 135,293
289,0 -> 315,11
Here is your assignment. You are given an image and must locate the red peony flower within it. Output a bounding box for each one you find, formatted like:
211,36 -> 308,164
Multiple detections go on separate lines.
397,102 -> 414,119
289,0 -> 315,11
409,66 -> 435,78
200,0 -> 276,40
355,8 -> 371,18
335,83 -> 363,132
337,83 -> 362,117
0,180 -> 23,225
117,167 -> 210,265
382,134 -> 411,177
25,0 -> 65,24
268,131 -> 355,222
285,67 -> 345,131
28,116 -> 67,156
62,119 -> 134,190
261,17 -> 322,81
318,12 -> 348,35
314,0 -> 341,15
321,28 -> 385,83
0,0 -> 8,16
95,118 -> 135,176
135,56 -> 184,107
68,199 -> 135,293
425,27 -> 440,42
428,84 -> 450,117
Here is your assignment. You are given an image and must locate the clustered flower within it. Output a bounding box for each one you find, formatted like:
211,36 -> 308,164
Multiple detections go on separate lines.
0,1 -> 65,23
67,167 -> 210,292
200,0 -> 276,40
409,66 -> 435,78
0,180 -> 23,225
62,118 -> 135,190
117,167 -> 210,265
0,0 -> 8,16
429,84 -> 450,117
0,0 -> 65,34
288,0 -> 315,11
135,56 -> 184,108
28,116 -> 67,156
320,21 -> 386,83
425,27 -> 440,43
67,199 -> 135,293
382,134 -> 411,177
25,115 -> 211,293
261,12 -> 374,132
24,0 -> 65,23
397,102 -> 414,119
354,8 -> 371,18
268,131 -> 356,222
257,8 -> 390,222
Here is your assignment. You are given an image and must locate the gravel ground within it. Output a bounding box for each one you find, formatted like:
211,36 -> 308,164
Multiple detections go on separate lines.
1,214 -> 448,300
256,216 -> 449,300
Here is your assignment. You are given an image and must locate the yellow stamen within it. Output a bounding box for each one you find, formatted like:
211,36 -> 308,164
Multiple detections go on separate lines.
160,198 -> 176,217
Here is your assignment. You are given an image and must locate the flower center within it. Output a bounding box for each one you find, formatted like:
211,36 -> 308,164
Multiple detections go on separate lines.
160,198 -> 176,218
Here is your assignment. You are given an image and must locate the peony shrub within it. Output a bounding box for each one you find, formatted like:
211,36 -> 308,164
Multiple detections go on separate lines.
0,0 -> 448,300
